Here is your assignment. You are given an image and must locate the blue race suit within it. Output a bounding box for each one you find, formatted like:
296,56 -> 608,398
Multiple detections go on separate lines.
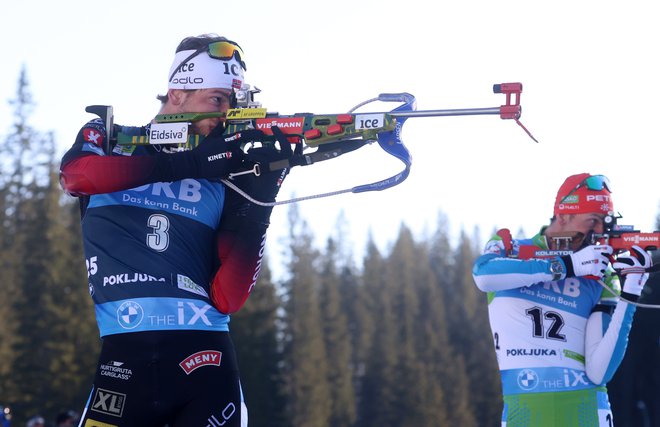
60,119 -> 267,427
473,230 -> 638,427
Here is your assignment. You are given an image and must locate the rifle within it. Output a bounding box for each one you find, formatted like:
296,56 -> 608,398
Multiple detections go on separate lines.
499,213 -> 660,274
85,82 -> 537,195
593,214 -> 660,260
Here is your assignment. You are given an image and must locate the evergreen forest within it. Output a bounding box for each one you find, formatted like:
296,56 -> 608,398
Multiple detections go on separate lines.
1,69 -> 659,427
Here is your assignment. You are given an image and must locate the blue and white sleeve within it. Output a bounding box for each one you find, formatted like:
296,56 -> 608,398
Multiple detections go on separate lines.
584,294 -> 636,385
472,236 -> 557,292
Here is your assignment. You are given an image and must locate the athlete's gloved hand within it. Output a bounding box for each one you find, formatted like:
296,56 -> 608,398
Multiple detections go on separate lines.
613,245 -> 652,296
153,128 -> 268,181
231,126 -> 294,225
560,244 -> 613,279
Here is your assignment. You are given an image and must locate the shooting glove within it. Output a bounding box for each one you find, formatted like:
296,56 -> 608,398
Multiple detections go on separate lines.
224,126 -> 294,227
559,244 -> 613,279
153,128 -> 267,181
613,245 -> 652,296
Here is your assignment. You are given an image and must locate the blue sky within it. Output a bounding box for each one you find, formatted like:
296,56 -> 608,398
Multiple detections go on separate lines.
2,0 -> 658,267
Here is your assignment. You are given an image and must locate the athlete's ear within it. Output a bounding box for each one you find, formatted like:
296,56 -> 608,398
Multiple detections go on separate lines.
168,89 -> 186,106
556,214 -> 571,226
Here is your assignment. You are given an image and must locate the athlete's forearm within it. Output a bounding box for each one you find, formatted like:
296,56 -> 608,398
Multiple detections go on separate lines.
473,253 -> 555,292
584,298 -> 636,384
210,225 -> 268,314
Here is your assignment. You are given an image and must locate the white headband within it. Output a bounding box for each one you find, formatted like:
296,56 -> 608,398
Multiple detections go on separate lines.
168,50 -> 244,90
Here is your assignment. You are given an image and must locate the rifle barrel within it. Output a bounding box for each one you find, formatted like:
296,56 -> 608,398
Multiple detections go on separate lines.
390,107 -> 501,118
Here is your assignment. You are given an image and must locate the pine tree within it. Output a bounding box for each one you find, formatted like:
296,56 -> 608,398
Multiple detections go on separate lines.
426,214 -> 476,427
43,174 -> 100,413
410,234 -> 454,426
1,66 -> 65,420
319,237 -> 356,427
341,257 -> 372,409
0,91 -> 20,414
451,229 -> 501,426
331,216 -> 372,426
359,236 -> 399,427
281,204 -> 331,427
231,258 -> 287,427
388,226 -> 426,426
0,67 -> 100,423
